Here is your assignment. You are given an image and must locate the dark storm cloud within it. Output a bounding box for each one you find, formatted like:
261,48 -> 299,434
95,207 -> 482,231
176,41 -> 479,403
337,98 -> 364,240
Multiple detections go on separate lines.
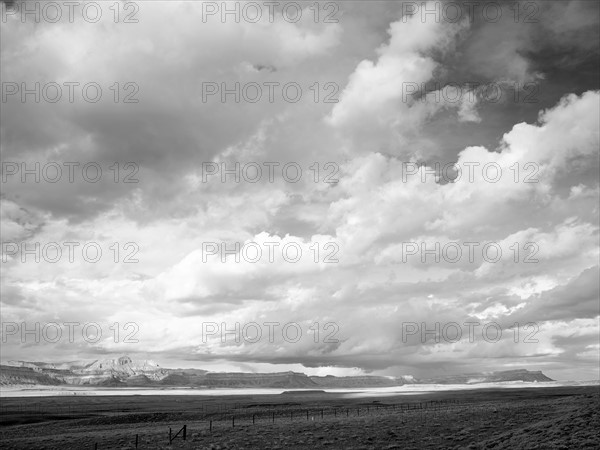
411,0 -> 600,158
509,267 -> 600,323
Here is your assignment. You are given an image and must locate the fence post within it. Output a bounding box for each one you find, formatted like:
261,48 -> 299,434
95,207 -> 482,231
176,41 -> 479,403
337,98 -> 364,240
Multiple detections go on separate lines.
183,425 -> 187,441
272,412 -> 275,423
135,434 -> 138,448
169,428 -> 172,443
210,420 -> 212,432
253,414 -> 255,425
321,409 -> 323,419
307,410 -> 309,420
232,416 -> 235,428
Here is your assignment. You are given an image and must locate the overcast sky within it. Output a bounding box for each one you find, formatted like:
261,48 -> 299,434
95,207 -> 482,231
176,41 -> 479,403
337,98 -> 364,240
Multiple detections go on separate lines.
1,0 -> 599,381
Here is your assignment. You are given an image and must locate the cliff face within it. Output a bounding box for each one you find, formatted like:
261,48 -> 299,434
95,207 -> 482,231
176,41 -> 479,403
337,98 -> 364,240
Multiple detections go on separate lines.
418,369 -> 554,384
310,375 -> 400,388
0,365 -> 64,386
80,357 -> 165,376
204,371 -> 318,388
0,357 -> 554,388
2,357 -> 170,386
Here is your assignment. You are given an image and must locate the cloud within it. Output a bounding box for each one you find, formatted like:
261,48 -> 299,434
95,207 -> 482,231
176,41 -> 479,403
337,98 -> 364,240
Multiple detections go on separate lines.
1,2 -> 598,380
508,267 -> 600,323
0,1 -> 342,223
326,12 -> 468,154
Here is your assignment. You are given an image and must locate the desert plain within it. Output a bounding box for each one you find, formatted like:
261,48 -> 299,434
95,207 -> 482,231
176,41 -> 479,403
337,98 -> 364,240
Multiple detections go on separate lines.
0,385 -> 598,449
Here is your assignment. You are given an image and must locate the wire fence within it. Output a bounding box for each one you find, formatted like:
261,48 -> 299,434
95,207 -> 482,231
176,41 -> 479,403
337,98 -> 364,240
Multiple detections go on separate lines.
1,398 -> 540,448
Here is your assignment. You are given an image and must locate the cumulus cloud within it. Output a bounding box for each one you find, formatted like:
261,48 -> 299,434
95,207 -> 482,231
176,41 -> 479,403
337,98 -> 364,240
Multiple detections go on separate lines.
1,1 -> 598,380
326,12 -> 469,154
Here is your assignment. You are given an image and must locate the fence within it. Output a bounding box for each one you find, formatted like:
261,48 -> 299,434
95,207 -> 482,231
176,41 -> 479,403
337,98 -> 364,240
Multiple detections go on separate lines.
80,399 -> 468,447
4,398 -> 514,448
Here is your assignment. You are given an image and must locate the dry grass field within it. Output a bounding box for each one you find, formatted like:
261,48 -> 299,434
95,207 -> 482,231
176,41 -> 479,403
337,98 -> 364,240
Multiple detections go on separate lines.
0,386 -> 598,449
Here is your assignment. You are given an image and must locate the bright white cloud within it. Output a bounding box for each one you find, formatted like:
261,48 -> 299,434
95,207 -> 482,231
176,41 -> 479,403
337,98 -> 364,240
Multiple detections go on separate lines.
1,1 -> 598,381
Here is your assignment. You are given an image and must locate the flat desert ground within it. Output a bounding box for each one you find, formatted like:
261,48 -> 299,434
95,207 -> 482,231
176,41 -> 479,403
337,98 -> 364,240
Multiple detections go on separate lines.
0,385 -> 598,449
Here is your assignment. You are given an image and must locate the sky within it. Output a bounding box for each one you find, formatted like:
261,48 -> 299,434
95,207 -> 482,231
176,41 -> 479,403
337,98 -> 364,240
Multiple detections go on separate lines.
0,0 -> 599,381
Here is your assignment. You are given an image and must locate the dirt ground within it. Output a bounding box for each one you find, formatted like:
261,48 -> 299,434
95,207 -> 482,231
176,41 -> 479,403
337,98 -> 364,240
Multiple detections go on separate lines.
0,385 -> 598,449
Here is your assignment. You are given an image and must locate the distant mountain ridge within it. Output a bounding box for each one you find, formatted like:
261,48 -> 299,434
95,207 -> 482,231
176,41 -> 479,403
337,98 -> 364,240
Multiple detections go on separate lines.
0,356 -> 553,388
310,375 -> 410,388
418,369 -> 554,384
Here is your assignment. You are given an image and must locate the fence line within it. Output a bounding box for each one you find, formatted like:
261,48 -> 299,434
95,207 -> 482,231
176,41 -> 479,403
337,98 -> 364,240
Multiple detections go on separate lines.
3,398 -> 479,448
